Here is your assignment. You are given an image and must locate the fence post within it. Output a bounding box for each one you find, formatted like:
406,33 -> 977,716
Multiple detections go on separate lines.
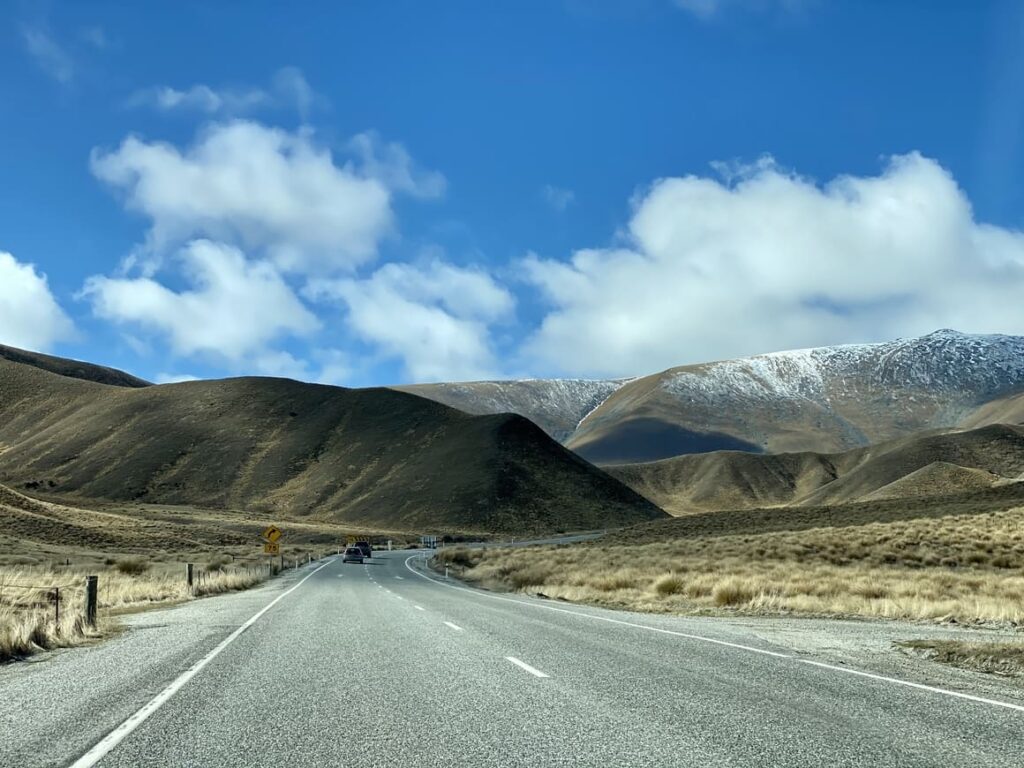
85,575 -> 98,627
186,563 -> 194,589
53,587 -> 60,624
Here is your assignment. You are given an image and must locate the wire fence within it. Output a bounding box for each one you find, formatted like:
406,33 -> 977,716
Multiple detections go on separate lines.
0,582 -> 64,623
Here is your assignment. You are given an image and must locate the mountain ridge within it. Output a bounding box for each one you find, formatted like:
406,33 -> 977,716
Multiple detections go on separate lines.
0,354 -> 664,534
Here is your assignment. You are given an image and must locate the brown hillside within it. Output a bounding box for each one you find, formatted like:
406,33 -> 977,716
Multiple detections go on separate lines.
606,424 -> 1024,515
0,358 -> 664,534
858,462 -> 999,502
0,344 -> 150,388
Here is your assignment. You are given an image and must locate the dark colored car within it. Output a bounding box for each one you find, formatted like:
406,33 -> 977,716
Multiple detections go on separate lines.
342,546 -> 364,564
354,541 -> 372,559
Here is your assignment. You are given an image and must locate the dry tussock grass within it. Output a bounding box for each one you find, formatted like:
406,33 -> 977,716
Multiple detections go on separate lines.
438,508 -> 1024,625
0,561 -> 272,662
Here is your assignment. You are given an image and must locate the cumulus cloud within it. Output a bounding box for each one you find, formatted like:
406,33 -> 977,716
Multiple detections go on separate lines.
82,240 -> 319,364
127,67 -> 318,118
307,260 -> 515,382
0,252 -> 75,351
21,26 -> 73,84
90,121 -> 416,274
521,152 -> 1024,377
542,185 -> 575,212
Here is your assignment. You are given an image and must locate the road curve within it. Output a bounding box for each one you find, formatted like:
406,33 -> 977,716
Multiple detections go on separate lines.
0,550 -> 1021,767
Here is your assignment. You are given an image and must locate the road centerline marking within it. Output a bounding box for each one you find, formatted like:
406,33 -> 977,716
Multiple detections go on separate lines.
507,656 -> 549,678
69,560 -> 335,767
444,621 -> 463,631
414,605 -> 425,611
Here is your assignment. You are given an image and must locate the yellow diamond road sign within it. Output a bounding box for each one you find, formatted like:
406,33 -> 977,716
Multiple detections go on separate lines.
262,525 -> 282,543
264,541 -> 280,555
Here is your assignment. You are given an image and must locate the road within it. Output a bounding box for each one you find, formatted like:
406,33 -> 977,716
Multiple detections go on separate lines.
0,550 -> 1021,767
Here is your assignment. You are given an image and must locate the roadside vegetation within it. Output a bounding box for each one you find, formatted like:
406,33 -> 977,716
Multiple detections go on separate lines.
0,559 -> 273,663
896,638 -> 1024,677
436,507 -> 1024,627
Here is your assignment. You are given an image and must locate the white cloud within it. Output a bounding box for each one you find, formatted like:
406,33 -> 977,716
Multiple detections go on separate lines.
542,185 -> 575,212
127,67 -> 318,118
21,26 -> 73,84
155,372 -> 199,384
348,132 -> 447,199
82,240 -> 319,364
0,252 -> 75,351
307,260 -> 515,382
521,152 -> 1024,377
90,121 -> 409,274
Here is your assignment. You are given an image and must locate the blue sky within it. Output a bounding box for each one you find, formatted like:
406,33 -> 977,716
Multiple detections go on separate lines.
3,0 -> 1024,385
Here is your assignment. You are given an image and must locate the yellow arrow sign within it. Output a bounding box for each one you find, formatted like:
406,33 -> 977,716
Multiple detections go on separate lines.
263,541 -> 280,555
262,525 -> 282,543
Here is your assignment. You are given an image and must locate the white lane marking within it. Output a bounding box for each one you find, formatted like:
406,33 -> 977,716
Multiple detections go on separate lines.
507,656 -> 549,678
404,555 -> 1024,714
394,576 -> 404,580
444,621 -> 463,631
797,659 -> 1024,712
414,605 -> 425,611
395,595 -> 405,601
70,560 -> 335,767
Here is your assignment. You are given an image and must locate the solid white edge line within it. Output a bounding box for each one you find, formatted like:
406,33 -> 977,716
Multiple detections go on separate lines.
444,621 -> 463,631
404,555 -> 1024,714
69,559 -> 335,767
506,656 -> 549,678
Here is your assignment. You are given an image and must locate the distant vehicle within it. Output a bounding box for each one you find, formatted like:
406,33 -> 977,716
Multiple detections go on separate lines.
342,547 -> 364,563
354,541 -> 372,558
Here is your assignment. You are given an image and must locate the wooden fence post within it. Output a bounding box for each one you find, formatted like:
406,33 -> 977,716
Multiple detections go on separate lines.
85,575 -> 98,627
186,563 -> 194,589
53,587 -> 60,624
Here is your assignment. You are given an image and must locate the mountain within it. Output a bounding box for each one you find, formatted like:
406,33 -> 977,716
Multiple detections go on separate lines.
604,423 -> 1024,515
0,343 -> 151,388
0,352 -> 664,534
398,331 -> 1024,464
394,378 -> 623,442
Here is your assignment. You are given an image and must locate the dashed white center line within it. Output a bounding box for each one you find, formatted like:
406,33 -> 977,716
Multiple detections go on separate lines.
506,657 -> 549,678
394,576 -> 404,580
443,621 -> 463,631
414,605 -> 425,611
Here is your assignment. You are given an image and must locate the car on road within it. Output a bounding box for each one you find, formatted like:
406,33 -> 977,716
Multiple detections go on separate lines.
354,540 -> 372,559
342,547 -> 364,563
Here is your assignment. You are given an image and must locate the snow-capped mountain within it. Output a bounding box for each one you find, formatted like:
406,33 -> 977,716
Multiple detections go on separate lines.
396,331 -> 1024,463
394,378 -> 623,442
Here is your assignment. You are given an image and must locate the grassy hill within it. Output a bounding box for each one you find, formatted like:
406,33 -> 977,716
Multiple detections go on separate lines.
605,423 -> 1024,515
0,343 -> 150,388
0,354 -> 664,535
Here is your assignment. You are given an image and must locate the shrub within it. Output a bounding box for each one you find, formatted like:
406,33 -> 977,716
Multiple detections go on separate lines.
205,555 -> 231,572
712,577 -> 756,606
115,558 -> 149,576
653,573 -> 686,596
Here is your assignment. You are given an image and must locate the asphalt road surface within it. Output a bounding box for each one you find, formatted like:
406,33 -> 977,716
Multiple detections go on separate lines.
1,550 -> 1021,767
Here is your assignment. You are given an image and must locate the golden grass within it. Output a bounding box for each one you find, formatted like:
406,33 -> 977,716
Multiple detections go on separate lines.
0,561 -> 275,662
438,507 -> 1024,625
